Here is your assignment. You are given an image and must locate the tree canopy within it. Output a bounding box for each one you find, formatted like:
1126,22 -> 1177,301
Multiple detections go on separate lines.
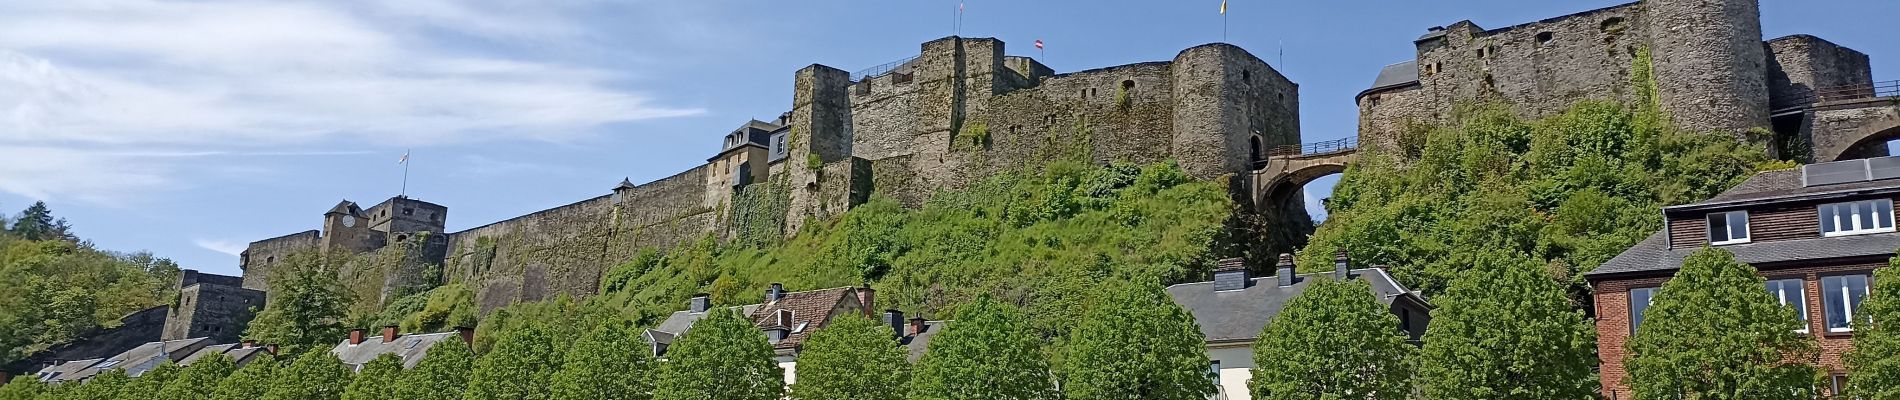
9,201 -> 75,242
342,353 -> 405,400
1416,250 -> 1596,399
1060,278 -> 1214,400
62,368 -> 128,400
550,315 -> 654,400
262,350 -> 352,400
1248,276 -> 1412,400
117,361 -> 182,400
245,251 -> 351,354
651,309 -> 783,400
0,376 -> 47,400
0,205 -> 178,366
209,356 -> 279,400
906,295 -> 1057,400
156,355 -> 238,400
1846,258 -> 1900,397
393,339 -> 474,400
1625,248 -> 1817,399
787,314 -> 908,400
466,320 -> 564,400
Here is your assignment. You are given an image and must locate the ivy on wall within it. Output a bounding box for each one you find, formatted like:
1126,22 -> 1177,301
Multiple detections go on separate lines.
728,175 -> 791,249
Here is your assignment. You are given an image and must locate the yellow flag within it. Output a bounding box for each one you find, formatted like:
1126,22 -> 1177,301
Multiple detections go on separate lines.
1220,0 -> 1227,14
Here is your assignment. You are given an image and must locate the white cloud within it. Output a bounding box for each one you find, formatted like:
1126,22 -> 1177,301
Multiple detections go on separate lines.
193,238 -> 248,256
0,0 -> 710,204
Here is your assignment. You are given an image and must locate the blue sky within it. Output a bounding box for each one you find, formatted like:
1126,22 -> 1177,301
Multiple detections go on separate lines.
2,0 -> 1896,277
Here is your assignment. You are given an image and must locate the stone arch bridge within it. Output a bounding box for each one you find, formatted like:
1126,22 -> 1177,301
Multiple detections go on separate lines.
1249,136 -> 1358,212
1774,80 -> 1900,162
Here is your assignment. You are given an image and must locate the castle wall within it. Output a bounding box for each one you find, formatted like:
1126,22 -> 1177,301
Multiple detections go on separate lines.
1,306 -> 167,375
1646,0 -> 1770,134
238,230 -> 320,291
851,70 -> 923,162
1766,34 -> 1874,109
162,282 -> 264,342
445,166 -> 714,312
1169,43 -> 1301,178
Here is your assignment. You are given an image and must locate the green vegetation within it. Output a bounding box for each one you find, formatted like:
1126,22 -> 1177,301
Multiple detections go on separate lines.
245,251 -> 352,354
466,320 -> 564,400
394,339 -> 474,400
1248,277 -> 1412,400
787,314 -> 909,400
0,376 -> 46,400
263,350 -> 351,400
0,202 -> 179,366
210,357 -> 277,400
156,355 -> 237,400
341,354 -> 404,400
652,310 -> 783,400
367,283 -> 478,334
1059,278 -> 1214,400
550,316 -> 654,400
119,361 -> 182,399
1846,258 -> 1900,397
906,296 -> 1058,400
1625,248 -> 1817,399
63,369 -> 128,400
1416,250 -> 1596,398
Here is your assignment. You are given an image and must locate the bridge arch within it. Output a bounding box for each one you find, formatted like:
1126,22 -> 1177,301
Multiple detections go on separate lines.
1249,137 -> 1359,215
1831,115 -> 1900,161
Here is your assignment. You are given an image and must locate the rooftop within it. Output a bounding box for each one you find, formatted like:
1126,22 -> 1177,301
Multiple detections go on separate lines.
330,330 -> 466,370
1166,268 -> 1422,344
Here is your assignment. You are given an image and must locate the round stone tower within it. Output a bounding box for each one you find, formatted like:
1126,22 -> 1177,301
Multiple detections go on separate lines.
1644,0 -> 1770,134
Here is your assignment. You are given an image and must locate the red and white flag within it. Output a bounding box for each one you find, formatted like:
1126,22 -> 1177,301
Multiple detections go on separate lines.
1034,39 -> 1044,50
398,151 -> 409,164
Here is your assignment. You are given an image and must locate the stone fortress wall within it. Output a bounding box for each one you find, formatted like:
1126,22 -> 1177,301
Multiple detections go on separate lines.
232,35 -> 1308,313
1355,0 -> 1875,156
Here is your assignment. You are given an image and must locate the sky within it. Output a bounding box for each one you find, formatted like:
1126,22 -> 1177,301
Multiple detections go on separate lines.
2,0 -> 1897,277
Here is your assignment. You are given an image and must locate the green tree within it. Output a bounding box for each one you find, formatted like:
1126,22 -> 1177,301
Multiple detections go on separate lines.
156,355 -> 238,400
0,376 -> 47,400
1417,251 -> 1596,399
262,350 -> 351,400
342,354 -> 404,400
787,314 -> 908,400
209,357 -> 279,400
1625,248 -> 1817,399
245,251 -> 351,354
117,361 -> 181,400
652,309 -> 783,400
1061,278 -> 1214,400
9,201 -> 74,242
394,339 -> 474,400
550,316 -> 654,400
1846,257 -> 1900,397
466,322 -> 564,400
907,295 -> 1056,400
63,369 -> 129,400
1248,277 -> 1412,400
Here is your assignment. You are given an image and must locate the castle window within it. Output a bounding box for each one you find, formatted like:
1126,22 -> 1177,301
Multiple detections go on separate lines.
396,234 -> 410,243
402,207 -> 414,216
1080,89 -> 1088,99
1121,80 -> 1135,90
1600,17 -> 1628,34
1242,69 -> 1251,84
266,256 -> 274,264
1535,32 -> 1555,47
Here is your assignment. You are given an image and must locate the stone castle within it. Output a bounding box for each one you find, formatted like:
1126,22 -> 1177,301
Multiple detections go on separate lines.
220,0 -> 1900,331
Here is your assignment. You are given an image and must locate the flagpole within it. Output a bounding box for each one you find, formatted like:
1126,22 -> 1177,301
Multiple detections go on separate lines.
400,149 -> 410,198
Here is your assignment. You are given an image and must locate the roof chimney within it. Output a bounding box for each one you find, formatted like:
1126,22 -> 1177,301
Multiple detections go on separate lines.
1334,249 -> 1352,280
241,340 -> 256,349
454,326 -> 476,345
381,326 -> 399,343
909,316 -> 927,336
1276,253 -> 1297,287
884,310 -> 905,338
766,283 -> 785,303
856,286 -> 877,316
349,328 -> 366,345
1213,257 -> 1249,291
690,293 -> 712,313
264,343 -> 280,355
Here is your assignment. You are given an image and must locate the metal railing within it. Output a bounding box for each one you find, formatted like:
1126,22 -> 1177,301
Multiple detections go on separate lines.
1266,136 -> 1359,157
851,55 -> 920,82
1771,80 -> 1900,112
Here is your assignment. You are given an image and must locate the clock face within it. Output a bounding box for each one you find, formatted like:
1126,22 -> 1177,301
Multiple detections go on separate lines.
341,215 -> 356,228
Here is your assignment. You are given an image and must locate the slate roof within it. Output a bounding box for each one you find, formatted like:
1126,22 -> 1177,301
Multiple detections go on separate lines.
33,358 -> 103,383
1166,268 -> 1421,344
38,337 -> 214,383
1358,60 -> 1419,100
330,331 -> 464,370
1668,168 -> 1900,211
1588,230 -> 1900,278
898,320 -> 949,362
645,287 -> 868,356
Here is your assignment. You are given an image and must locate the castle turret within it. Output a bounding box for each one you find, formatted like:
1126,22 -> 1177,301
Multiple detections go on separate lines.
321,200 -> 379,255
783,64 -> 856,235
1169,43 -> 1301,178
1645,0 -> 1771,134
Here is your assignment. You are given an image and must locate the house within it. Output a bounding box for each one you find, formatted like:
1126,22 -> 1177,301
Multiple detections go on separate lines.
32,337 -> 274,384
1588,156 -> 1900,398
329,326 -> 474,370
1167,252 -> 1431,400
646,284 -> 876,384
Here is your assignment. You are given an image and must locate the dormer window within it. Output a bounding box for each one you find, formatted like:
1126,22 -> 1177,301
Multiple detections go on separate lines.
1819,199 -> 1894,237
1707,211 -> 1750,245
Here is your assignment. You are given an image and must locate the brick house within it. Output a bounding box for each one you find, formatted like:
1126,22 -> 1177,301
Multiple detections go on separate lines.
1588,156 -> 1900,398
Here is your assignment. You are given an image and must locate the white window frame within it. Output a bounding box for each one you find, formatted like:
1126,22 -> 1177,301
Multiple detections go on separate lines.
1628,287 -> 1659,335
1765,278 -> 1809,333
1822,274 -> 1872,333
1819,199 -> 1896,237
1707,210 -> 1751,245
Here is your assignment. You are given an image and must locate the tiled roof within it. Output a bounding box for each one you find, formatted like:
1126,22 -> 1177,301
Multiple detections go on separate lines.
1166,269 -> 1421,344
1587,230 -> 1900,278
646,286 -> 868,355
330,331 -> 464,370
